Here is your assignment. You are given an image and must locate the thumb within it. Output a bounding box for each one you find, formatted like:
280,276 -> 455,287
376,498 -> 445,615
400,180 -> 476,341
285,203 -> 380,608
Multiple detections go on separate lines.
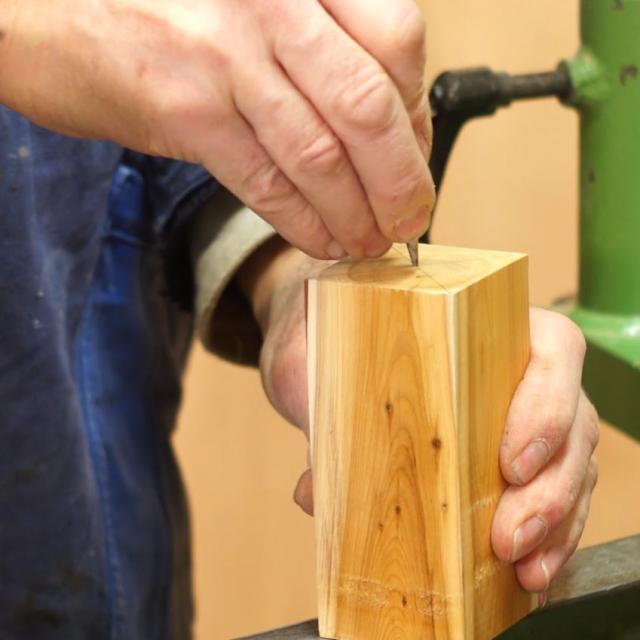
294,467 -> 314,516
259,286 -> 310,436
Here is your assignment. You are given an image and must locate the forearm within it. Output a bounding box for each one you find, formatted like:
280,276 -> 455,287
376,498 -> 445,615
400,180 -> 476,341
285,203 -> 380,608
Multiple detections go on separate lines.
0,1 -> 76,126
0,0 -> 155,146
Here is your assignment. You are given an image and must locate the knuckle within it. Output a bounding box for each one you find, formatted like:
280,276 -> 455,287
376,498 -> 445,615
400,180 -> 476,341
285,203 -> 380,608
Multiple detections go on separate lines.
537,312 -> 586,360
558,315 -> 587,357
266,198 -> 329,258
544,496 -> 568,526
490,518 -> 511,562
294,203 -> 325,237
385,169 -> 432,212
336,68 -> 398,133
297,131 -> 345,176
390,4 -> 426,58
545,472 -> 587,526
273,197 -> 320,236
241,161 -> 296,214
546,399 -> 576,440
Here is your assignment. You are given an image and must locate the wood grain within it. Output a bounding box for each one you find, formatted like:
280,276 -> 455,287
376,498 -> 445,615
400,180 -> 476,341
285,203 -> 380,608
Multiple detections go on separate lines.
307,244 -> 534,639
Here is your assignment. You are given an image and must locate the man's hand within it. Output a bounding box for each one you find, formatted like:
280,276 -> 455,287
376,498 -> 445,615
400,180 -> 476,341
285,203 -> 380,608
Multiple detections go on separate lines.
0,0 -> 434,259
239,242 -> 599,599
491,309 -> 599,602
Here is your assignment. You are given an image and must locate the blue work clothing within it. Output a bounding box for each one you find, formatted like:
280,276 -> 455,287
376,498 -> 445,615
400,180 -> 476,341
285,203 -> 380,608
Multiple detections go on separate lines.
0,107 -> 218,640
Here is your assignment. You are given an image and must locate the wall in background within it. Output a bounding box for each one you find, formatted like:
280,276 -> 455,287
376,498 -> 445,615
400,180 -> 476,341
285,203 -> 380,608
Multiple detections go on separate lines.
175,2 -> 640,638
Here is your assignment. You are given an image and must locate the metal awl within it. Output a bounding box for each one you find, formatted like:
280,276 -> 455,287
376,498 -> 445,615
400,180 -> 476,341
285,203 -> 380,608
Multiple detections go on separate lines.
406,240 -> 419,267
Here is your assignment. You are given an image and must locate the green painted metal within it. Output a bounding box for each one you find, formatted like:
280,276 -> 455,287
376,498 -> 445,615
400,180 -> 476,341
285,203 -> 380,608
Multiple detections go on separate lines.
560,0 -> 640,435
555,303 -> 640,438
566,0 -> 640,315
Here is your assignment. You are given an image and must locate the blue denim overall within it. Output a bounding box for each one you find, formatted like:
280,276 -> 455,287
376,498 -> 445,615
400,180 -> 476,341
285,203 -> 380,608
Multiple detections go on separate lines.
0,107 -> 217,639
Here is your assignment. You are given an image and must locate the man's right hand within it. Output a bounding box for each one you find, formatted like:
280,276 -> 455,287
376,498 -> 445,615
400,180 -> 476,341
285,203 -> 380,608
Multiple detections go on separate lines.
0,0 -> 435,259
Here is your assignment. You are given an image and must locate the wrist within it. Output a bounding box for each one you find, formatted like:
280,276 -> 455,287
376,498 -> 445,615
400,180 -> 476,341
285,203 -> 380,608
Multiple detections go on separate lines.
236,237 -> 322,334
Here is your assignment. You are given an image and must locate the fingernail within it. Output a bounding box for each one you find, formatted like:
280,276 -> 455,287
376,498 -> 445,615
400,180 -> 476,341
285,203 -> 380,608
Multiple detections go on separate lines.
540,556 -> 551,590
512,439 -> 551,485
540,545 -> 567,589
326,240 -> 347,260
537,590 -> 548,609
394,207 -> 430,242
511,515 -> 548,562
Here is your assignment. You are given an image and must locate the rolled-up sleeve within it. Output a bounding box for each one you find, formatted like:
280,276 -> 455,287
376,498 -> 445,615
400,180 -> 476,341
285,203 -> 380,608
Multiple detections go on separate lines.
189,189 -> 276,366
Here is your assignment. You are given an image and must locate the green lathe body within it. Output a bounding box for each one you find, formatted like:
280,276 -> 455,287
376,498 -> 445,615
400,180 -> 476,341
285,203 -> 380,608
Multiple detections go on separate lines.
559,0 -> 640,437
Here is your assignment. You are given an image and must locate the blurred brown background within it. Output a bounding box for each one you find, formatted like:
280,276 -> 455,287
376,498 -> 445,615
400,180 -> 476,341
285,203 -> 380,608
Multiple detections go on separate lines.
174,1 -> 640,638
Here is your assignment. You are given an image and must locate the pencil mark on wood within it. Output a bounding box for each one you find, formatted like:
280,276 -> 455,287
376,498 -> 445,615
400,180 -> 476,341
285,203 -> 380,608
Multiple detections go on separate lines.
469,493 -> 501,514
338,576 -> 452,617
474,558 -> 502,589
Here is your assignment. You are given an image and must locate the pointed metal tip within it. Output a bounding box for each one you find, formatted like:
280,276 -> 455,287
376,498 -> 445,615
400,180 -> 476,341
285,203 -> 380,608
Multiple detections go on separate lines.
406,240 -> 419,267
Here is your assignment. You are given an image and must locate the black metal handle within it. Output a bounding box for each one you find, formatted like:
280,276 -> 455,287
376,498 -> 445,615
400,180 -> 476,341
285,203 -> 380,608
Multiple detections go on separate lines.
423,66 -> 572,242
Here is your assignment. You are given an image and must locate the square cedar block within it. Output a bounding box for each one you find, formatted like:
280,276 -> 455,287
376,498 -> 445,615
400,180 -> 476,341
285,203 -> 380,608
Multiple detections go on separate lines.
306,244 -> 535,640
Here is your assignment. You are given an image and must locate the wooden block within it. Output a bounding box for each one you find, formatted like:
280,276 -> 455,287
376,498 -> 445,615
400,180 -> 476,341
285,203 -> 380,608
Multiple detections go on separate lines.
307,244 -> 535,640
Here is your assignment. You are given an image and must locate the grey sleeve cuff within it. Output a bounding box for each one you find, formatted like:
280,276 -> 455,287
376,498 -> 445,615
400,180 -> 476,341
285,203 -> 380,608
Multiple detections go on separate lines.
189,189 -> 276,366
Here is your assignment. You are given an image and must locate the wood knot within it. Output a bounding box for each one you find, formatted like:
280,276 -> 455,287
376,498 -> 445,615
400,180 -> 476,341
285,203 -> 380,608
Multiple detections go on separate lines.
402,596 -> 408,607
377,522 -> 384,532
395,505 -> 402,515
431,437 -> 442,450
441,502 -> 448,511
384,401 -> 393,416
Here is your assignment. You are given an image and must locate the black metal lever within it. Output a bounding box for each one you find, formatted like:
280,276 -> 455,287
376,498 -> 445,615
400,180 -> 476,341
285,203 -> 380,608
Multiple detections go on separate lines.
424,66 -> 572,242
